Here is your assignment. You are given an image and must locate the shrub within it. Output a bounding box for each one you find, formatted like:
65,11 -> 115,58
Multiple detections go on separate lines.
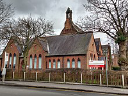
112,67 -> 121,71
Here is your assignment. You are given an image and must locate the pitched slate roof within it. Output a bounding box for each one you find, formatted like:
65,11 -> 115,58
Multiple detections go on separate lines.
39,33 -> 93,56
38,38 -> 48,52
72,22 -> 84,33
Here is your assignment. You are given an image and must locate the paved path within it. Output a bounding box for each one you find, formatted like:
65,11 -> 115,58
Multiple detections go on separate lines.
0,81 -> 128,95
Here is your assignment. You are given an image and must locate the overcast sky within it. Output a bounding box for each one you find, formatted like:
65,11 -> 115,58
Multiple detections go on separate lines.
3,0 -> 109,45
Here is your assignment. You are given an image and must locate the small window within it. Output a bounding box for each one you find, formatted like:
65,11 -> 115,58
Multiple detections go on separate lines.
13,53 -> 16,69
29,55 -> 32,69
57,59 -> 60,68
39,54 -> 42,69
72,59 -> 75,68
78,58 -> 81,68
67,59 -> 70,68
94,54 -> 95,60
49,60 -> 51,68
53,59 -> 56,68
90,53 -> 93,60
9,53 -> 12,68
34,55 -> 37,69
112,55 -> 114,59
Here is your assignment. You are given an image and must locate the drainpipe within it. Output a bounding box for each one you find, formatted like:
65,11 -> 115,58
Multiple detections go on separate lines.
62,56 -> 64,68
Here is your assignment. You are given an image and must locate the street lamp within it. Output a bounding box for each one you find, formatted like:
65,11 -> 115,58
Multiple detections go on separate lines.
103,49 -> 108,86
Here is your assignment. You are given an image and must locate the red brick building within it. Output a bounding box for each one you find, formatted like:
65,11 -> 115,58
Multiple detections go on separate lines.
0,8 -> 111,72
94,38 -> 112,69
94,38 -> 103,60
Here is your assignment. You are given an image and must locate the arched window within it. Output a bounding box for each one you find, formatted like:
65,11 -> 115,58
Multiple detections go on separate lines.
9,53 -> 12,68
29,55 -> 32,69
72,59 -> 75,68
39,54 -> 42,69
67,59 -> 70,68
5,52 -> 9,68
13,53 -> 16,69
53,59 -> 56,68
90,53 -> 93,60
57,59 -> 60,68
49,60 -> 51,68
34,55 -> 37,69
78,58 -> 81,68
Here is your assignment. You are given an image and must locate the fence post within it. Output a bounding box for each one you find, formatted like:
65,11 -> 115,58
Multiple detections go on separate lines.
36,72 -> 38,81
13,72 -> 14,79
49,73 -> 50,82
64,73 -> 65,83
122,74 -> 124,88
24,72 -> 26,81
100,74 -> 102,86
81,73 -> 83,84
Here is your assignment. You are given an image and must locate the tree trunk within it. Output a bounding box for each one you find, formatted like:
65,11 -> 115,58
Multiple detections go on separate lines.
126,39 -> 128,59
119,41 -> 127,59
22,48 -> 29,72
118,40 -> 128,70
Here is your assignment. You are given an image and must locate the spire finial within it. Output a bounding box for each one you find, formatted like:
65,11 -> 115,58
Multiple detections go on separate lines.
66,7 -> 72,19
66,7 -> 71,13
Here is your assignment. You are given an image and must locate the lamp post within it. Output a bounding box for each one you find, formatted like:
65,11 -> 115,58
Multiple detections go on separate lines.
104,49 -> 108,86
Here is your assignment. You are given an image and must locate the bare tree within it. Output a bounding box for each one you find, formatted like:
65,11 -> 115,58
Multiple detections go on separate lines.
77,0 -> 128,70
0,0 -> 14,53
2,16 -> 54,69
0,0 -> 14,25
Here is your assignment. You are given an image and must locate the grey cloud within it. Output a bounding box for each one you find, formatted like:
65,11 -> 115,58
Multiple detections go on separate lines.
2,0 -> 108,44
2,0 -> 90,32
3,0 -> 59,16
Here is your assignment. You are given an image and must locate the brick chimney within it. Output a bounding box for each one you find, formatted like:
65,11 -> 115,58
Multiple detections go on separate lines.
60,8 -> 76,35
65,7 -> 72,30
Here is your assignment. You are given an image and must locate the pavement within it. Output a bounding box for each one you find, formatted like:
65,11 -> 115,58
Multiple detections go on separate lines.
0,81 -> 128,95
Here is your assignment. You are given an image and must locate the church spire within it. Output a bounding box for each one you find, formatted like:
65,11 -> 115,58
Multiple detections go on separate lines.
66,7 -> 72,20
60,8 -> 83,35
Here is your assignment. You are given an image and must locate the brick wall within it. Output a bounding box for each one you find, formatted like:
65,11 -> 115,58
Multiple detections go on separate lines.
99,42 -> 103,56
2,40 -> 20,72
27,39 -> 47,73
87,34 -> 98,69
46,55 -> 86,69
